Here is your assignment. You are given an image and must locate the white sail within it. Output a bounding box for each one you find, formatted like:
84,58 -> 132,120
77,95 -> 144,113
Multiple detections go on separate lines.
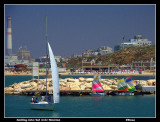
48,42 -> 60,103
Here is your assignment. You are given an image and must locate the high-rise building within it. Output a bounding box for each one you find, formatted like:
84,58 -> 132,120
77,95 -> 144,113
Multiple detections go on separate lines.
7,16 -> 12,55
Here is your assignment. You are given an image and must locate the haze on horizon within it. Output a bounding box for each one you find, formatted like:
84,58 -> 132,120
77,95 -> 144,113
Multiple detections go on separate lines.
4,4 -> 155,58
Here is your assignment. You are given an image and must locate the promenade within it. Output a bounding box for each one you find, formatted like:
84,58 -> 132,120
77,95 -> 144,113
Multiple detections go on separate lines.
5,71 -> 155,76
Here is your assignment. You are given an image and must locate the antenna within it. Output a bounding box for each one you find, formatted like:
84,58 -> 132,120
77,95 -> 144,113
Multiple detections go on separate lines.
123,36 -> 125,49
45,16 -> 48,99
46,16 -> 48,42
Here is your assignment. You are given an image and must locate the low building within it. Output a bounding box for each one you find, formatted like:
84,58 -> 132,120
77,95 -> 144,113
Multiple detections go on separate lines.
35,55 -> 63,63
131,58 -> 156,70
5,55 -> 32,68
72,54 -> 82,58
82,46 -> 113,57
97,46 -> 112,55
82,50 -> 94,57
55,56 -> 62,63
17,49 -> 30,60
114,35 -> 152,51
5,55 -> 20,65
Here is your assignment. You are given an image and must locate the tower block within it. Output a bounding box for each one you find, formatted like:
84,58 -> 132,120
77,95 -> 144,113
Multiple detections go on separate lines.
7,16 -> 12,55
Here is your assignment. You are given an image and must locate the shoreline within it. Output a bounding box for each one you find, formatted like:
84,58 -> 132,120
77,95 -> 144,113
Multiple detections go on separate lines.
5,72 -> 155,76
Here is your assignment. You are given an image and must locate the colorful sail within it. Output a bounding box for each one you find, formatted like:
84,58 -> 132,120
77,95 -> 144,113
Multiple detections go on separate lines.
125,76 -> 136,91
118,78 -> 128,91
92,75 -> 104,92
48,42 -> 60,103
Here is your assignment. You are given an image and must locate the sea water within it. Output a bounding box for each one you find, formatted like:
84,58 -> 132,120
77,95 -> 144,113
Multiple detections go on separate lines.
4,76 -> 156,118
5,95 -> 155,117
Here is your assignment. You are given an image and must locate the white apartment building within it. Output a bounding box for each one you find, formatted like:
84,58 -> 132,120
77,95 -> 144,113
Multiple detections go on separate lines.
121,35 -> 152,48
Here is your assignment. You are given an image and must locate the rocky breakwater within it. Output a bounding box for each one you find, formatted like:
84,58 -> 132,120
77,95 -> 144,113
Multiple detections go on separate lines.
5,78 -> 156,95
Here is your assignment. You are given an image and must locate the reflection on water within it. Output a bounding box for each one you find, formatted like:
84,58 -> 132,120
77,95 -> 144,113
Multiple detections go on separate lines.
51,111 -> 60,117
91,96 -> 104,102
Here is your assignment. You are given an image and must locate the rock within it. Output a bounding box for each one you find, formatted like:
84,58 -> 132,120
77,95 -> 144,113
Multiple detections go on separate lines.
79,84 -> 86,90
13,92 -> 21,95
5,92 -> 14,95
110,85 -> 118,90
100,79 -> 106,82
79,77 -> 85,82
147,80 -> 152,86
60,86 -> 70,90
106,82 -> 112,85
142,80 -> 147,86
5,87 -> 14,92
30,82 -> 37,87
132,80 -> 137,86
33,79 -> 40,83
85,82 -> 92,87
112,82 -> 118,85
30,86 -> 37,91
25,87 -> 34,91
85,87 -> 92,90
23,81 -> 30,84
108,79 -> 114,83
14,87 -> 22,92
21,84 -> 31,89
60,82 -> 67,87
63,79 -> 68,83
37,81 -> 42,85
59,79 -> 65,83
70,85 -> 81,90
75,81 -> 82,86
47,86 -> 53,91
86,78 -> 93,82
48,82 -> 52,87
103,85 -> 112,90
67,78 -> 75,82
147,79 -> 155,86
37,85 -> 43,90
102,80 -> 108,84
66,82 -> 73,87
74,79 -> 79,82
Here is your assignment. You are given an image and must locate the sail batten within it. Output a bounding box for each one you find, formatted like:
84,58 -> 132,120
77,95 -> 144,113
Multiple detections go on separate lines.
48,42 -> 59,103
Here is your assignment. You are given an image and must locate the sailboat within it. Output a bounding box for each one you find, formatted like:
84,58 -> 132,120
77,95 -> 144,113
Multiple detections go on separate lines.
30,16 -> 59,110
116,76 -> 135,96
89,74 -> 106,96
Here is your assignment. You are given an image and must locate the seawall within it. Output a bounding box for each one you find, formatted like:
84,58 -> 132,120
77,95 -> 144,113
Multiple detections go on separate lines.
5,77 -> 155,96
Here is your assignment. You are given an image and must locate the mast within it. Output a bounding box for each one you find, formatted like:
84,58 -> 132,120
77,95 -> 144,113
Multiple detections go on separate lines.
45,16 -> 48,99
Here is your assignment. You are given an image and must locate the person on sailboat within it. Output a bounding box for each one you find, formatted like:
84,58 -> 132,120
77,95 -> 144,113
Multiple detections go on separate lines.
31,96 -> 35,103
35,97 -> 39,103
47,95 -> 51,103
41,96 -> 45,101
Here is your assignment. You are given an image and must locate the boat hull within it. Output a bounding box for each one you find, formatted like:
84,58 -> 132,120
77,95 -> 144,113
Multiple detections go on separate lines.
89,93 -> 106,96
30,101 -> 54,110
115,92 -> 134,96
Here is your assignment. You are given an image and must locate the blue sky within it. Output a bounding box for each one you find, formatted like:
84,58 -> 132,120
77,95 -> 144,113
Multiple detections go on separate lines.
5,4 -> 155,58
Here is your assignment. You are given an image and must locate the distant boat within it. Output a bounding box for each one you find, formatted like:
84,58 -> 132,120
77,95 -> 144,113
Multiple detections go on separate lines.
30,16 -> 59,110
89,74 -> 106,96
116,76 -> 135,96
